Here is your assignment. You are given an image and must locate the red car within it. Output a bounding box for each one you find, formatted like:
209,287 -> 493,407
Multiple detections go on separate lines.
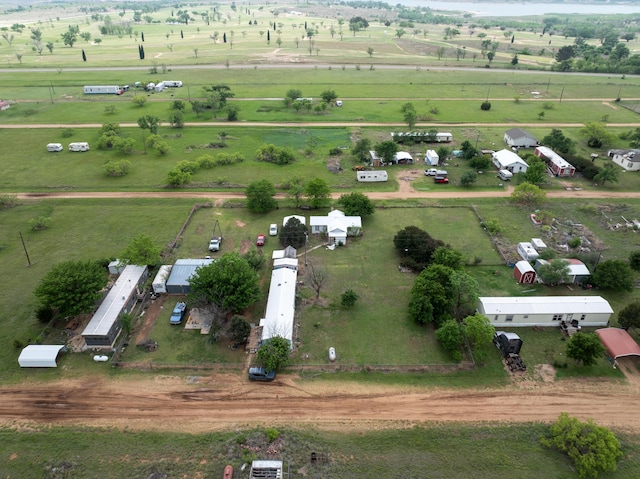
256,234 -> 266,246
434,176 -> 449,184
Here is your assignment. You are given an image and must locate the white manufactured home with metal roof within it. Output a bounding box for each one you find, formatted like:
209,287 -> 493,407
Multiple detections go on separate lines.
477,296 -> 613,328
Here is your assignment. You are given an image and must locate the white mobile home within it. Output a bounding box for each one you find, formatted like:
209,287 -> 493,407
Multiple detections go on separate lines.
154,82 -> 166,92
436,132 -> 453,143
260,266 -> 297,348
152,265 -> 173,294
357,170 -> 388,182
610,149 -> 640,172
163,80 -> 183,87
492,149 -> 529,173
477,296 -> 613,328
83,85 -> 123,95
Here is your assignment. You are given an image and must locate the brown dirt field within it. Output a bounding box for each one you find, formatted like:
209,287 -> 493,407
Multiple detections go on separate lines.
1,373 -> 640,433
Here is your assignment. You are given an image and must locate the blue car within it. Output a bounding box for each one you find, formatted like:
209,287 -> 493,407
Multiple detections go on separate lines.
248,367 -> 276,381
170,302 -> 187,325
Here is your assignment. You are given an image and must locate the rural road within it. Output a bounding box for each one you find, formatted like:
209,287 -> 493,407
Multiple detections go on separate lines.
0,373 -> 639,433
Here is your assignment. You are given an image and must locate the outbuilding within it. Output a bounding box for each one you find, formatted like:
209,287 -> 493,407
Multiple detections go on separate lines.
595,328 -> 640,367
513,261 -> 536,284
503,128 -> 538,148
517,242 -> 539,261
165,258 -> 214,294
534,258 -> 591,284
535,146 -> 575,177
391,151 -> 413,164
250,460 -> 283,479
477,296 -> 613,328
425,149 -> 439,166
152,265 -> 173,294
18,345 -> 66,368
492,149 -> 529,173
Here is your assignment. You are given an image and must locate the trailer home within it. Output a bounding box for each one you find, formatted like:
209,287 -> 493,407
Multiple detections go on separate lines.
68,142 -> 90,152
83,85 -> 123,95
357,170 -> 388,182
435,132 -> 452,142
477,296 -> 613,328
163,80 -> 183,87
535,146 -> 575,177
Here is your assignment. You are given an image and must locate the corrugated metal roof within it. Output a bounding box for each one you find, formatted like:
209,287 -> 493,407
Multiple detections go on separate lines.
166,258 -> 214,287
479,296 -> 613,316
260,267 -> 297,345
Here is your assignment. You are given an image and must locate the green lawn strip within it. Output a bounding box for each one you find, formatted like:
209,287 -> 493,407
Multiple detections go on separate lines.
0,424 -> 638,478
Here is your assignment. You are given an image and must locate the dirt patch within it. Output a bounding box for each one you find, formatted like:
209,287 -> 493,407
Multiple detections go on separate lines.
135,295 -> 167,345
239,239 -> 252,255
603,101 -> 618,110
235,220 -> 246,227
616,356 -> 640,392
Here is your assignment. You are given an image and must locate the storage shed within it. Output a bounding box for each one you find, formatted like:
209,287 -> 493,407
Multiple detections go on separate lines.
165,258 -> 214,294
477,296 -> 613,328
534,258 -> 591,284
517,242 -> 539,261
595,328 -> 640,366
426,149 -> 439,166
513,261 -> 536,284
18,345 -> 66,368
391,151 -> 413,164
82,265 -> 148,347
152,265 -> 173,294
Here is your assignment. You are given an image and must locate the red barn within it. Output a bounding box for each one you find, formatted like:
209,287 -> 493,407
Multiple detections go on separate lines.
514,260 -> 536,284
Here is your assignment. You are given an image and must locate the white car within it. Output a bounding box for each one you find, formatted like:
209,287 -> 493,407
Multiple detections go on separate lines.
93,355 -> 109,362
328,347 -> 336,362
269,224 -> 278,236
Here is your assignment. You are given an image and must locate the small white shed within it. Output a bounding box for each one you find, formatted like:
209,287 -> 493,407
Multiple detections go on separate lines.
18,345 -> 66,367
152,265 -> 173,294
426,149 -> 439,166
517,242 -> 539,261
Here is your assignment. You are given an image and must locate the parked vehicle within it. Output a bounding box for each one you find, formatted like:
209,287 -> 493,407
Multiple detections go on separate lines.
170,302 -> 187,325
434,176 -> 449,184
335,100 -> 343,106
208,236 -> 222,252
269,224 -> 278,236
83,85 -> 123,95
68,142 -> 90,152
498,169 -> 513,181
425,169 -> 447,176
163,80 -> 183,87
93,355 -> 109,362
145,82 -> 156,91
248,367 -> 276,381
256,234 -> 266,246
357,170 -> 388,182
46,143 -> 63,152
328,347 -> 336,362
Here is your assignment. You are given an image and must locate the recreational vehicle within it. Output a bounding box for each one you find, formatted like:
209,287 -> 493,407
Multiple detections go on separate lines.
68,142 -> 90,152
83,85 -> 123,95
357,170 -> 388,182
163,80 -> 183,87
46,143 -> 63,152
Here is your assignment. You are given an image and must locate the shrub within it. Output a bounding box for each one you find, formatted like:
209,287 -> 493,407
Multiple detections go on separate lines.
29,216 -> 51,231
197,155 -> 216,169
265,427 -> 280,443
341,289 -> 359,308
61,128 -> 74,138
35,305 -> 55,323
568,237 -> 581,249
484,219 -> 502,235
175,160 -> 199,174
104,160 -> 131,177
0,193 -> 18,210
480,101 -> 491,110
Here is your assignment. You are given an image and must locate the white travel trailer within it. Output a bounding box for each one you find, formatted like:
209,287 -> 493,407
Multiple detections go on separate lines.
83,85 -> 123,95
163,80 -> 183,87
152,265 -> 173,294
154,82 -> 166,92
46,143 -> 63,152
145,82 -> 156,91
357,170 -> 388,182
68,142 -> 90,152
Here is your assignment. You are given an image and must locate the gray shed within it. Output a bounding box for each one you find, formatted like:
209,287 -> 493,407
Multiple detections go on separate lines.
165,258 -> 214,294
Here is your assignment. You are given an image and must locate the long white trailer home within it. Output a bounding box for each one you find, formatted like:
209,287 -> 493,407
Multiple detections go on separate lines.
357,170 -> 388,182
83,85 -> 123,95
477,296 -> 613,328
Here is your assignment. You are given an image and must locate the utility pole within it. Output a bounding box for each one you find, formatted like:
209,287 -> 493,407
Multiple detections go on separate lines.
19,232 -> 32,267
304,232 -> 308,266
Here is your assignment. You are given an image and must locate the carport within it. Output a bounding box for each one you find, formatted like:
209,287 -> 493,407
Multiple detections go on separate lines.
18,345 -> 66,368
595,328 -> 640,368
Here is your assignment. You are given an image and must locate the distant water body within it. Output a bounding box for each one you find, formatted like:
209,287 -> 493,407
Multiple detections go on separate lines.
394,1 -> 640,16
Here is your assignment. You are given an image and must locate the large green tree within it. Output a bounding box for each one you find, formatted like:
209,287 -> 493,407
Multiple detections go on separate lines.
593,259 -> 633,291
566,332 -> 605,366
34,260 -> 108,318
541,413 -> 622,478
120,234 -> 162,266
581,122 -> 615,148
280,216 -> 307,248
188,253 -> 260,316
257,336 -> 290,371
305,178 -> 331,209
462,313 -> 495,361
374,140 -> 398,164
617,301 -> 640,330
351,138 -> 372,163
593,164 -> 620,186
523,155 -> 547,185
336,192 -> 374,217
537,259 -> 570,285
541,128 -> 575,155
137,115 -> 160,134
436,319 -> 464,361
245,179 -> 277,213
510,182 -> 546,206
394,226 -> 444,272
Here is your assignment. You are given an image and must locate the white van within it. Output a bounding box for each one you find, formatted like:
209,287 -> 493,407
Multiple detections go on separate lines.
46,143 -> 63,152
68,142 -> 90,152
498,169 -> 513,181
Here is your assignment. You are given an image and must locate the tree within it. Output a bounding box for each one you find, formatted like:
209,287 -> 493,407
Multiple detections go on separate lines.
367,47 -> 374,57
341,289 -> 359,308
61,29 -> 77,47
46,41 -> 54,54
229,315 -> 251,343
450,269 -> 480,321
374,140 -> 398,164
305,178 -> 331,209
510,182 -> 546,206
401,102 -> 417,129
629,251 -> 640,271
480,101 -> 491,110
593,164 -> 620,186
307,262 -> 328,298
280,216 -> 307,248
132,95 -> 147,107
567,333 -> 606,367
257,336 -> 290,371
137,115 -> 160,134
284,88 -> 303,107
284,176 -> 305,208
120,234 -> 162,266
168,111 -> 184,128
581,122 -> 615,148
351,138 -> 372,162
511,54 -> 518,66
30,28 -> 44,55
436,319 -> 464,361
245,179 -> 277,213
537,259 -> 570,285
462,313 -> 495,361
542,128 -> 575,155
431,246 -> 465,270
593,259 -> 633,291
189,252 -> 260,316
191,100 -> 206,118
617,301 -> 640,330
104,159 -> 132,175
167,168 -> 191,187
320,89 -> 337,105
460,171 -> 477,187
556,45 -> 575,62
336,192 -> 374,217
542,413 -> 622,479
146,134 -> 170,155
523,155 -> 547,185
394,226 -> 444,272
34,260 -> 108,319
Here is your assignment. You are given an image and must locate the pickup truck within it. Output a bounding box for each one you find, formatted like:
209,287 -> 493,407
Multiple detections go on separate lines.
208,236 -> 222,252
170,302 -> 187,325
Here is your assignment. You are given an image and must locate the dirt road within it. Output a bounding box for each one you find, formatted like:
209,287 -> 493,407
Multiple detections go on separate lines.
0,374 -> 638,433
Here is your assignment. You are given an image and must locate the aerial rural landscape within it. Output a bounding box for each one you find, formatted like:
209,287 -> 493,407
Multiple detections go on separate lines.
2,0 -> 640,477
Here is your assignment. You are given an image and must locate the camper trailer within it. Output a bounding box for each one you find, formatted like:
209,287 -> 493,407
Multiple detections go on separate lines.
154,82 -> 165,92
357,170 -> 388,182
145,82 -> 156,91
163,80 -> 183,87
498,169 -> 513,181
152,265 -> 173,294
83,85 -> 123,95
46,143 -> 63,152
68,142 -> 90,152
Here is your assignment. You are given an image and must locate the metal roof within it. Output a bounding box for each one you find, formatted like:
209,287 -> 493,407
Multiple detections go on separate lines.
166,258 -> 214,287
82,265 -> 147,337
596,328 -> 640,360
18,345 -> 66,367
260,267 -> 297,346
479,296 -> 613,316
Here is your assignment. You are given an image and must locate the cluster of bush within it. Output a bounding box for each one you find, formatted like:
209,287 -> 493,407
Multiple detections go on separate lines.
167,152 -> 245,187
